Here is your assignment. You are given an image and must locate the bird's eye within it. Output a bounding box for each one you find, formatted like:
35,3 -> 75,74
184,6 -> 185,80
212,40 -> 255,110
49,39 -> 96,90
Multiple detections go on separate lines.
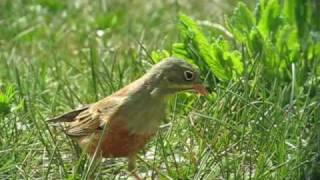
184,71 -> 194,81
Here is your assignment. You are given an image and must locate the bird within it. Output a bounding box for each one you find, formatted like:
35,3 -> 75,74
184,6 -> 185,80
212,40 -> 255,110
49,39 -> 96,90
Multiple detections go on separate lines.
48,57 -> 207,179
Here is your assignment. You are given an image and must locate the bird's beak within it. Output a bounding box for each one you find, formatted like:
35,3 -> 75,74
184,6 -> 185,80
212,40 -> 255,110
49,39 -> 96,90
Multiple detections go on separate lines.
192,84 -> 208,96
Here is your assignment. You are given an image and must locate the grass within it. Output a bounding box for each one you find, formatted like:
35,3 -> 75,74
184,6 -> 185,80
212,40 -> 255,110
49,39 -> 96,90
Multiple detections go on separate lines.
0,0 -> 319,179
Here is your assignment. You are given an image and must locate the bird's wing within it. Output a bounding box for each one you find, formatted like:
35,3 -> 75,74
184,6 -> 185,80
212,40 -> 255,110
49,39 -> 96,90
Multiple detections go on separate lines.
48,97 -> 124,137
47,105 -> 90,123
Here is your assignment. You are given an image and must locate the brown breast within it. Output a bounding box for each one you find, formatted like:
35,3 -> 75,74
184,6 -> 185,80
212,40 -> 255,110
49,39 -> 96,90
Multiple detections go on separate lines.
78,119 -> 155,158
101,119 -> 155,158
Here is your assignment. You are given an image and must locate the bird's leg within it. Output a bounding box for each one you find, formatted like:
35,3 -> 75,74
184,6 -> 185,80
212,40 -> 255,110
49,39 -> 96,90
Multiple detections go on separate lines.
128,155 -> 142,180
128,155 -> 136,171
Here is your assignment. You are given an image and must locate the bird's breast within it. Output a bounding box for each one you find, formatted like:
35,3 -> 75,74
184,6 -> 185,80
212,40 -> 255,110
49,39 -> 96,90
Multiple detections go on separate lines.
101,119 -> 155,157
78,119 -> 155,158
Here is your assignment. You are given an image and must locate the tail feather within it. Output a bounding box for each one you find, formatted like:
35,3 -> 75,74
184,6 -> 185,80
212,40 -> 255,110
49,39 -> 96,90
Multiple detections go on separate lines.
47,105 -> 90,123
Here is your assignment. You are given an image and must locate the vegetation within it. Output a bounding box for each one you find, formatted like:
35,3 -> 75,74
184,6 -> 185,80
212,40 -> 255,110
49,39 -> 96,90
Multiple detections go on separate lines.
0,0 -> 319,179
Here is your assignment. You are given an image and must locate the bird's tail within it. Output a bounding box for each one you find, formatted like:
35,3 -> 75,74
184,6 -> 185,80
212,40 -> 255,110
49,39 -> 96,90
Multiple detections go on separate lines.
47,105 -> 90,124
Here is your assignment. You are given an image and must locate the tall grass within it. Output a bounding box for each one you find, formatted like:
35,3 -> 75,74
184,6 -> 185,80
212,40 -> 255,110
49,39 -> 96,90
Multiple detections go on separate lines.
0,0 -> 319,179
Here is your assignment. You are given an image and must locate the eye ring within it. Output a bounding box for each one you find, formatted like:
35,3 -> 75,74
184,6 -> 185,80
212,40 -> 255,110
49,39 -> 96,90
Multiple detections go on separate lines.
184,70 -> 194,81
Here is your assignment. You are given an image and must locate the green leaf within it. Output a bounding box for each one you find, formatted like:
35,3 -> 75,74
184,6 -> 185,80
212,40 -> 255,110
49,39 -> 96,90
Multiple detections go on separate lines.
257,0 -> 282,38
248,28 -> 264,57
39,0 -> 66,13
227,2 -> 256,42
171,43 -> 195,65
178,13 -> 231,81
151,50 -> 170,63
284,0 -> 297,25
0,85 -> 15,116
212,40 -> 243,77
229,51 -> 243,75
276,25 -> 300,63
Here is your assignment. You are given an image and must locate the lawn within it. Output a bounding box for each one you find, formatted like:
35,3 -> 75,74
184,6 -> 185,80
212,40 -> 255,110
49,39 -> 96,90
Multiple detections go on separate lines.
0,0 -> 319,179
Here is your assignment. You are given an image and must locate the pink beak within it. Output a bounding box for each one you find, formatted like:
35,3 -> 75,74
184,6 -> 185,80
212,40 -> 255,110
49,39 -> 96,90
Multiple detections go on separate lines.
192,84 -> 208,96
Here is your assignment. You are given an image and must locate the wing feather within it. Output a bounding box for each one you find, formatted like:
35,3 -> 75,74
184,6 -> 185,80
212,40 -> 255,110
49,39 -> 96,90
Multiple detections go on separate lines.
47,105 -> 90,123
48,96 -> 124,137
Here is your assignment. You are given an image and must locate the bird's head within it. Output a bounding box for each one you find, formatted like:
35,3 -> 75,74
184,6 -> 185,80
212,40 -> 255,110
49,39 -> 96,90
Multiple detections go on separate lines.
146,57 -> 208,96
